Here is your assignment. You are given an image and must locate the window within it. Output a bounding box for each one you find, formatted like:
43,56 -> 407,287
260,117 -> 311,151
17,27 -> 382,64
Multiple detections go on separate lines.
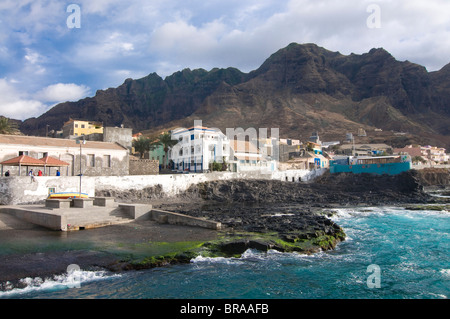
103,155 -> 111,168
81,124 -> 85,128
19,151 -> 29,156
179,149 -> 183,156
191,146 -> 194,154
87,154 -> 95,167
75,124 -> 78,128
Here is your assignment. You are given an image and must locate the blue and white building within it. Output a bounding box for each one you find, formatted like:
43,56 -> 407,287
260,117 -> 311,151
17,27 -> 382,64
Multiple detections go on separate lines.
170,126 -> 230,172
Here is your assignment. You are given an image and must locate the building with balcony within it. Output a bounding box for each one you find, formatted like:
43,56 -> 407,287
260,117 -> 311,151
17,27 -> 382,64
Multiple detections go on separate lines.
170,126 -> 230,172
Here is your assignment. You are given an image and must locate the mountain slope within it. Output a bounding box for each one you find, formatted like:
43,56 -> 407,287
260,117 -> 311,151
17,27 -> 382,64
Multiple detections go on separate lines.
19,43 -> 450,148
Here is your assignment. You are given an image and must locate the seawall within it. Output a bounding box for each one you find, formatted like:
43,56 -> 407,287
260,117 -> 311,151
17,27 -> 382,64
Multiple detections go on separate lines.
0,169 -> 326,205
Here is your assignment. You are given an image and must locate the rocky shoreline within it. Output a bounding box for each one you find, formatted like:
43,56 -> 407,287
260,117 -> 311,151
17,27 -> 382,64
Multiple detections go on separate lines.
110,169 -> 448,269
1,168 -> 448,293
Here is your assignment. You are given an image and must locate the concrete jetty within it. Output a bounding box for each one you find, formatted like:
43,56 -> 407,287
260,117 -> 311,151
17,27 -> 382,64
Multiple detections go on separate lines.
0,197 -> 221,232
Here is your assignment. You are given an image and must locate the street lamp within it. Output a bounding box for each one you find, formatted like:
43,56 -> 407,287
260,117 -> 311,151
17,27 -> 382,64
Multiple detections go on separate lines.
76,136 -> 86,198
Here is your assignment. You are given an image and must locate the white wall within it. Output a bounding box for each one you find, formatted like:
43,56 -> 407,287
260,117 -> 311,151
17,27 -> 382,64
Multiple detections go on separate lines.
0,176 -> 95,205
0,169 -> 326,205
94,169 -> 326,197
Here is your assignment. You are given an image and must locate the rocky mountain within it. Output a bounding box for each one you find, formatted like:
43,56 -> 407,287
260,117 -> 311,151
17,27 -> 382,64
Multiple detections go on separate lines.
19,43 -> 450,148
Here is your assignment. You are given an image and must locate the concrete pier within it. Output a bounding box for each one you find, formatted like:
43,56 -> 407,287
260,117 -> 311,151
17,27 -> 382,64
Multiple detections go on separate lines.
0,197 -> 221,232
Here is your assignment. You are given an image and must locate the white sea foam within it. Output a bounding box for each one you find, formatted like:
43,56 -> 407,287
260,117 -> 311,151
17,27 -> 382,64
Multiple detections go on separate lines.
190,248 -> 312,266
0,269 -> 120,298
191,249 -> 269,265
190,255 -> 243,265
439,269 -> 450,277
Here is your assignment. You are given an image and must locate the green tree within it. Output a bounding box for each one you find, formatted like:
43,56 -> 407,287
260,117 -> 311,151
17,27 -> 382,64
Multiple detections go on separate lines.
412,155 -> 426,164
0,117 -> 19,135
158,132 -> 178,169
133,136 -> 160,159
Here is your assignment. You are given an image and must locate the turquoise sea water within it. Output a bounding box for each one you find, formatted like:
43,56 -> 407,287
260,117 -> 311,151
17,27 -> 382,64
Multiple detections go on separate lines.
1,206 -> 449,300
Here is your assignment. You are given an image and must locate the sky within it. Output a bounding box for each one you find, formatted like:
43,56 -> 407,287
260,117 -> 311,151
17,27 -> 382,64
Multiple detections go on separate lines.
0,0 -> 449,120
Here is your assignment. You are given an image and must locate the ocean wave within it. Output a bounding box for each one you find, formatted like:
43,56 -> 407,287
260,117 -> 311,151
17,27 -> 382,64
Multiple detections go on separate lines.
0,268 -> 121,298
330,206 -> 449,223
328,207 -> 390,221
190,249 -> 271,265
190,248 -> 317,266
190,255 -> 243,265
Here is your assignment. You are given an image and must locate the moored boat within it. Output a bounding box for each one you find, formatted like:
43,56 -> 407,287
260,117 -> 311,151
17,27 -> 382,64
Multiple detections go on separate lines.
48,192 -> 89,199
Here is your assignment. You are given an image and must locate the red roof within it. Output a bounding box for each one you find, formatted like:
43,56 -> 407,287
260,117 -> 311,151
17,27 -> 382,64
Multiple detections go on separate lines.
0,154 -> 45,166
39,156 -> 70,166
394,147 -> 422,157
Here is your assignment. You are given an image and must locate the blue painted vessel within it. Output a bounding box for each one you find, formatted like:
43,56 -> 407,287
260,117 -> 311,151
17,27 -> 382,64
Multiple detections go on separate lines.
329,155 -> 411,175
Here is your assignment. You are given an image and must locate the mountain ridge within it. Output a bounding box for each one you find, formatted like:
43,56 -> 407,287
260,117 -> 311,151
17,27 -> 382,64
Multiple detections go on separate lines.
18,43 -> 450,149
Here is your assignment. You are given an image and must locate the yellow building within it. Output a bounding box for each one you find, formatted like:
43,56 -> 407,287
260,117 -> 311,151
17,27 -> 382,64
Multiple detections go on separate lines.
62,119 -> 103,138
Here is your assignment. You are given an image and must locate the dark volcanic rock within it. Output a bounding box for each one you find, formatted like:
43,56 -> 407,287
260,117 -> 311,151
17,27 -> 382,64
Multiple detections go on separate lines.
189,170 -> 429,207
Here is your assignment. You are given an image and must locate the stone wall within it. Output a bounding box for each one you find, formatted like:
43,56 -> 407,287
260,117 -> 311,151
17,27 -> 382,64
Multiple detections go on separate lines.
129,159 -> 159,175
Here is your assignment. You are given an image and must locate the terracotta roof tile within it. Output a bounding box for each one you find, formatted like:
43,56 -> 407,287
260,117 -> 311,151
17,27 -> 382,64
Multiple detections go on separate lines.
0,154 -> 45,166
39,156 -> 70,166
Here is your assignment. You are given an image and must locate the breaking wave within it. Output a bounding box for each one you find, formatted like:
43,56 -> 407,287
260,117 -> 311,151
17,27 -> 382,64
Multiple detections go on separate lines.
0,268 -> 121,298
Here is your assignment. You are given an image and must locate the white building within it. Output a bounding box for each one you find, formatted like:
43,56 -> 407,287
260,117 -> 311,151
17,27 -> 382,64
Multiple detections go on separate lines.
170,126 -> 230,172
228,139 -> 277,173
421,145 -> 449,164
0,134 -> 129,176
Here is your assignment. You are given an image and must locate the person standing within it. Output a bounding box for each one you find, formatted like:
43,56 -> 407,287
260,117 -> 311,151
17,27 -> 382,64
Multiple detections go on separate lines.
29,169 -> 36,182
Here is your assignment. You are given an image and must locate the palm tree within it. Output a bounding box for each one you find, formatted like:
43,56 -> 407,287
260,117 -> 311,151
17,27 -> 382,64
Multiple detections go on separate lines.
133,136 -> 160,158
158,132 -> 178,169
0,117 -> 19,135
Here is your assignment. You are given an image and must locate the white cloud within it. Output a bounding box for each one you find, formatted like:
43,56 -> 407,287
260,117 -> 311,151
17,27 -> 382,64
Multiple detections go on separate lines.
23,48 -> 46,75
146,0 -> 450,74
35,83 -> 90,103
0,78 -> 45,120
0,80 -> 91,120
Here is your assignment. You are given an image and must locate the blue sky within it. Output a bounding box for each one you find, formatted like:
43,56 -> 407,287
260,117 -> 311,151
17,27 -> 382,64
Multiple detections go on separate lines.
1,0 -> 449,120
